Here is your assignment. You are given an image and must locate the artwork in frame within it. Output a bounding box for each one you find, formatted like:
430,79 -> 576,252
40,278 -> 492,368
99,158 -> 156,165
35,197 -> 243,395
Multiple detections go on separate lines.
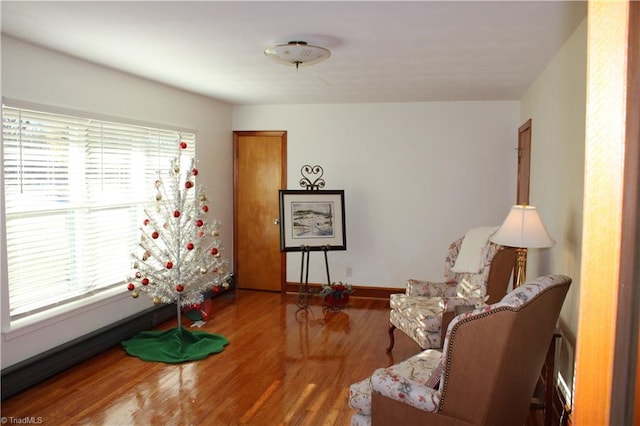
279,190 -> 346,252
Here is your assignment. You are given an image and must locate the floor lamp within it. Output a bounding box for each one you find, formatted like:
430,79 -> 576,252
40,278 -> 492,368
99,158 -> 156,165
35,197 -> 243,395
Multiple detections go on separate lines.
490,205 -> 555,287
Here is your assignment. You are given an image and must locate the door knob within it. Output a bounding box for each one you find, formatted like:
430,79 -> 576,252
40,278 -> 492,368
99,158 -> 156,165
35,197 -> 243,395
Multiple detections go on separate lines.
274,218 -> 280,225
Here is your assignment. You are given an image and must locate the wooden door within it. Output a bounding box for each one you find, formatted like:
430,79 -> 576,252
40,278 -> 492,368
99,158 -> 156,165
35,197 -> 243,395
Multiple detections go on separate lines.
233,131 -> 287,292
517,119 -> 532,205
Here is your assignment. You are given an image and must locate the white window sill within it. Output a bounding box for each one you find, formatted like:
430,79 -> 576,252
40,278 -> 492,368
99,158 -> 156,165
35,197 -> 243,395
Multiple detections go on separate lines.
2,287 -> 132,341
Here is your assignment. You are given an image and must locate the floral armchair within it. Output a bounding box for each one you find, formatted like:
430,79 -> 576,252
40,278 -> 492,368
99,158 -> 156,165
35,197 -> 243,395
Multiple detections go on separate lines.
388,228 -> 516,351
350,274 -> 572,426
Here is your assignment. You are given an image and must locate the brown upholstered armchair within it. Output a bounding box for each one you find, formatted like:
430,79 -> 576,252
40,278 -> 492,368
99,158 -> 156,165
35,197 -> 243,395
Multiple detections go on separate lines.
388,228 -> 516,351
350,274 -> 572,426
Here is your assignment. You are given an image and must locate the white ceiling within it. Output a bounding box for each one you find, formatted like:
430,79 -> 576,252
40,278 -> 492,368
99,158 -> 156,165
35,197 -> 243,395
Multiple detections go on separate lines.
1,1 -> 587,106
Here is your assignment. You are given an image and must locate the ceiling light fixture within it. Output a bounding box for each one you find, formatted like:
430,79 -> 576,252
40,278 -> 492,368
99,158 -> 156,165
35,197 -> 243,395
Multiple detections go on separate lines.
264,41 -> 331,69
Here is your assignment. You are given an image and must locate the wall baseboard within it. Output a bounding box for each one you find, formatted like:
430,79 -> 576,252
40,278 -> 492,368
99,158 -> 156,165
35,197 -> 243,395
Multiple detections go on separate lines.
284,282 -> 401,300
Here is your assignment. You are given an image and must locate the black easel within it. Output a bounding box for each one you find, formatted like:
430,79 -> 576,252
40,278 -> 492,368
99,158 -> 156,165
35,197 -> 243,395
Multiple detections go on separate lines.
297,244 -> 332,307
296,165 -> 332,308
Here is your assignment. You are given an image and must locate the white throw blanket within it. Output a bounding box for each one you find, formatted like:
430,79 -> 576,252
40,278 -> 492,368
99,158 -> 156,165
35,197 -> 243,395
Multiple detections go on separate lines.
451,226 -> 498,273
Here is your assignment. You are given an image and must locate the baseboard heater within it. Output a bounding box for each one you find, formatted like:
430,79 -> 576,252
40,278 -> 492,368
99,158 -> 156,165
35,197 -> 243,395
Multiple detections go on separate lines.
1,302 -> 176,400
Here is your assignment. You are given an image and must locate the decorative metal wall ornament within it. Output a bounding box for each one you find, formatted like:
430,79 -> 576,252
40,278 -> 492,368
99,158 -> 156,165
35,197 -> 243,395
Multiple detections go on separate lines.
299,165 -> 325,190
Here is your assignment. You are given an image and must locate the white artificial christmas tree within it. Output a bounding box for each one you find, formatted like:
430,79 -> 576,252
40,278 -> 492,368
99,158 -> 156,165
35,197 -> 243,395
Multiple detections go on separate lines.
122,140 -> 231,363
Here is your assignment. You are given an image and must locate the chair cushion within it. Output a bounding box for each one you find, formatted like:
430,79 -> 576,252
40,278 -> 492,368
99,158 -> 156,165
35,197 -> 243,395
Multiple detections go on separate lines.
390,309 -> 442,349
370,349 -> 442,413
389,294 -> 444,332
455,277 -> 486,298
455,278 -> 489,308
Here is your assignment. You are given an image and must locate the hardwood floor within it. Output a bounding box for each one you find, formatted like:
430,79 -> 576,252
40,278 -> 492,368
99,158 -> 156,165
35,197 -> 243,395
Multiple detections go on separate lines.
1,290 -> 545,425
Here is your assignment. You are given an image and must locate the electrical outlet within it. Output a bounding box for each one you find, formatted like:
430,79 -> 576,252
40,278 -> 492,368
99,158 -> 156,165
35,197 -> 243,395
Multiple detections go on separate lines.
346,266 -> 353,277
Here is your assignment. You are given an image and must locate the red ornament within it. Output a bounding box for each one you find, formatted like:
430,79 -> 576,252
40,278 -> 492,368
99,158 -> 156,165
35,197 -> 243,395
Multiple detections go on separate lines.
176,284 -> 184,292
201,205 -> 209,213
141,277 -> 149,285
211,248 -> 219,256
127,283 -> 135,291
186,242 -> 194,250
151,231 -> 159,239
180,141 -> 187,149
198,231 -> 205,238
185,181 -> 193,189
196,219 -> 204,227
166,261 -> 173,269
213,286 -> 221,294
135,272 -> 141,278
192,168 -> 198,176
173,210 -> 181,218
143,219 -> 150,226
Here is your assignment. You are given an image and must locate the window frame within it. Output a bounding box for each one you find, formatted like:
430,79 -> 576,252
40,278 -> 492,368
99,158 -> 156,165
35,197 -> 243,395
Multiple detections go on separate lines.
1,98 -> 198,330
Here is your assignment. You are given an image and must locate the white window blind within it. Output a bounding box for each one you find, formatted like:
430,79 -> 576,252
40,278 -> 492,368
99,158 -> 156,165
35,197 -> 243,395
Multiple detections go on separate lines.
2,103 -> 195,318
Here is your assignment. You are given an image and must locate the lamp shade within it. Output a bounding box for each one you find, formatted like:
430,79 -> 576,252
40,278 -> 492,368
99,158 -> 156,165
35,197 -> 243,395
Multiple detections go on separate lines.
490,205 -> 555,248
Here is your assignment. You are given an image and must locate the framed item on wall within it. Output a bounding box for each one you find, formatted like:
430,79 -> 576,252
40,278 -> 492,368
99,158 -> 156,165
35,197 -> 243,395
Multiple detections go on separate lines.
279,190 -> 346,252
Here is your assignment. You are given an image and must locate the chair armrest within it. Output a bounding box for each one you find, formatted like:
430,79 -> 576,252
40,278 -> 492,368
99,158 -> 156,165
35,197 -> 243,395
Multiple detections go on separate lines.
371,359 -> 441,414
406,279 -> 457,297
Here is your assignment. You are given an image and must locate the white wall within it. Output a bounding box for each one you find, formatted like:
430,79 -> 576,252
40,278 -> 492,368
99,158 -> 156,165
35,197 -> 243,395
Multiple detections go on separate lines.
0,36 -> 233,368
520,19 -> 587,401
233,101 -> 519,287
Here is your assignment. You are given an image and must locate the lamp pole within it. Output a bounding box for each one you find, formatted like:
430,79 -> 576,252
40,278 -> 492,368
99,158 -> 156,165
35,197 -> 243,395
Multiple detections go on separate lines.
515,247 -> 528,287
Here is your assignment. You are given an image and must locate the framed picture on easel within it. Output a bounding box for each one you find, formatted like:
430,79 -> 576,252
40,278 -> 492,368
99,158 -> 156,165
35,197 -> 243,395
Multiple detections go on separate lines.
279,190 -> 346,252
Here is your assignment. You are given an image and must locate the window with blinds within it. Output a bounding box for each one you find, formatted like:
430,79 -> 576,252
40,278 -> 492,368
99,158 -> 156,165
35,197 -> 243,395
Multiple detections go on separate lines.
2,103 -> 196,319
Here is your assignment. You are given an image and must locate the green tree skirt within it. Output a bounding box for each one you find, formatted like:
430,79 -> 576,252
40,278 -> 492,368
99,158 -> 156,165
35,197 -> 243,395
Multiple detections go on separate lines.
122,327 -> 229,363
